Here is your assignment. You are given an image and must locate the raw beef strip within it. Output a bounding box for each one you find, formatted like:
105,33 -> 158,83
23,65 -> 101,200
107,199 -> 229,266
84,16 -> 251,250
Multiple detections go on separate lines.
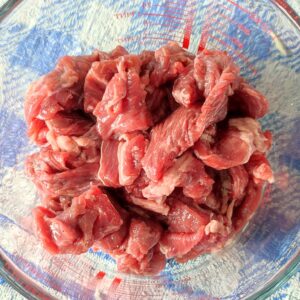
25,54 -> 98,144
98,139 -> 121,187
45,123 -> 101,162
94,207 -> 130,256
140,50 -> 155,67
202,170 -> 231,212
176,211 -> 233,263
125,171 -> 150,198
72,125 -> 101,163
194,50 -> 240,131
84,186 -> 123,240
194,49 -> 239,98
115,218 -> 164,275
229,81 -> 269,118
229,165 -> 249,206
167,198 -> 210,233
229,118 -> 271,153
45,111 -> 93,136
126,218 -> 162,261
194,118 -> 270,169
116,245 -> 166,275
27,147 -> 88,173
33,207 -> 59,254
125,194 -> 170,216
95,221 -> 128,256
176,222 -> 231,263
146,88 -> 170,124
233,180 -> 264,231
26,151 -> 100,198
140,50 -> 155,68
99,133 -> 147,187
94,69 -> 152,139
194,55 -> 206,91
150,42 -> 194,87
142,151 -> 213,201
94,46 -> 127,61
158,197 -> 210,258
118,132 -> 148,186
125,173 -> 170,215
97,212 -> 165,275
139,50 -> 155,89
143,59 -> 239,181
84,60 -> 118,113
159,228 -> 204,258
203,56 -> 221,98
27,119 -> 49,145
117,54 -> 142,74
109,45 -> 129,59
200,165 -> 249,214
41,195 -> 72,212
41,162 -> 99,197
46,132 -> 82,154
246,153 -> 274,184
194,125 -> 253,170
33,186 -> 123,254
172,64 -> 200,107
83,46 -> 129,113
199,60 -> 239,126
142,104 -> 203,181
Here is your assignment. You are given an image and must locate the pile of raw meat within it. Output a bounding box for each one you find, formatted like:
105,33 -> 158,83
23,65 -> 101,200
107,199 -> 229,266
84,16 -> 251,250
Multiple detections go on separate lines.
25,42 -> 274,275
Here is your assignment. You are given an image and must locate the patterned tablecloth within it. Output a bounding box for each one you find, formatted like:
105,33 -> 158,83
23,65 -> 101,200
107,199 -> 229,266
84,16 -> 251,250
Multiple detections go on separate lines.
0,0 -> 299,299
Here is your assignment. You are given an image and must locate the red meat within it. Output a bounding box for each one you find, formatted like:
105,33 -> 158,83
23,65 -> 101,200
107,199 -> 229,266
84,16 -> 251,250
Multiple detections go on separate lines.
142,104 -> 203,181
45,111 -> 93,136
146,88 -> 171,124
142,151 -> 213,201
194,118 -> 271,170
172,64 -> 200,107
33,186 -> 123,254
26,150 -> 100,198
126,218 -> 162,261
94,69 -> 151,139
25,43 -> 273,276
229,81 -> 269,118
84,60 -> 118,113
125,194 -> 170,216
143,56 -> 239,181
246,153 -> 274,184
25,54 -> 98,144
150,42 -> 194,87
167,198 -> 210,233
117,132 -> 148,186
159,229 -> 205,258
233,180 -> 264,231
98,139 -> 120,187
116,245 -> 166,275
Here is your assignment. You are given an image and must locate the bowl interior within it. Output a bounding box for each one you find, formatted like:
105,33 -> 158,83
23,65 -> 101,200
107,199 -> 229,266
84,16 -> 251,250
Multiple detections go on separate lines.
0,0 -> 299,299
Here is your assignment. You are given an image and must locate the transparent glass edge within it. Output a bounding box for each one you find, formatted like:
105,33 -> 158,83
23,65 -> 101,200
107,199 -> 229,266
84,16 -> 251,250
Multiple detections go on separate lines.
247,252 -> 300,300
0,0 -> 22,21
0,254 -> 36,300
0,0 -> 299,299
0,250 -> 57,300
271,0 -> 300,30
256,0 -> 300,297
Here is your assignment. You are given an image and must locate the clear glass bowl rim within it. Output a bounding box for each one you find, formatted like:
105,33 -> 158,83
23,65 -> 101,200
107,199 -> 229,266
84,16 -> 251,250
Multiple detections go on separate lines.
0,0 -> 299,299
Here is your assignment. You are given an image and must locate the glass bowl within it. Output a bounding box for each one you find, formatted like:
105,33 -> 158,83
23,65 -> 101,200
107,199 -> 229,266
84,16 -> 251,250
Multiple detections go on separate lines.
0,0 -> 299,299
